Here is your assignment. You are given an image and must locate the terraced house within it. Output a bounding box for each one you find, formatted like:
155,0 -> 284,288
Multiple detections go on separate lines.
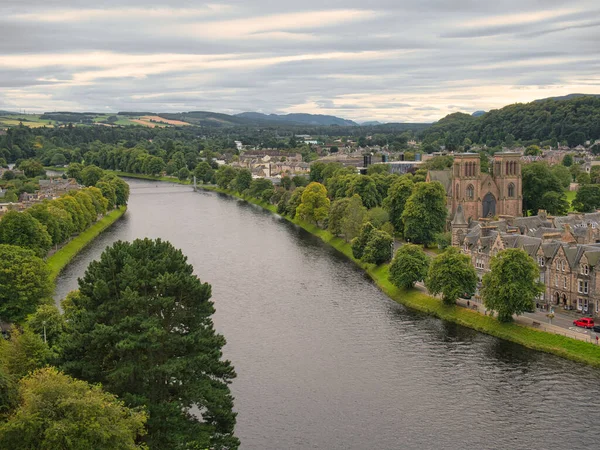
453,208 -> 600,317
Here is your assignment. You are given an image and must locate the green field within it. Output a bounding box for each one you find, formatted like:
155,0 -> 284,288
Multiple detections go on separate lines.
0,114 -> 56,128
566,190 -> 576,211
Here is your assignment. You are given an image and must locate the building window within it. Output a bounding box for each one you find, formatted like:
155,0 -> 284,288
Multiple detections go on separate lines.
564,277 -> 567,289
508,183 -> 515,198
584,298 -> 589,311
456,183 -> 459,199
561,260 -> 566,272
582,264 -> 589,275
537,256 -> 545,266
577,298 -> 582,311
467,184 -> 474,200
540,272 -> 545,284
578,280 -> 589,294
555,275 -> 558,287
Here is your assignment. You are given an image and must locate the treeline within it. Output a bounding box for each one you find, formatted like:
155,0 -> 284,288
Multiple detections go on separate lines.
0,239 -> 238,448
419,96 -> 600,150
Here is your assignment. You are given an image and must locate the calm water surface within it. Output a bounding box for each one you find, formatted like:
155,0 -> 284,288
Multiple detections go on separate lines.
55,179 -> 600,450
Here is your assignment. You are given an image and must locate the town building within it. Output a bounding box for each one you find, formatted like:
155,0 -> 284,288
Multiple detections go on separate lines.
453,208 -> 600,317
427,152 -> 523,224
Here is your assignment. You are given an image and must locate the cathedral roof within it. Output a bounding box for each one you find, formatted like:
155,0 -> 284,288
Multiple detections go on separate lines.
427,170 -> 452,193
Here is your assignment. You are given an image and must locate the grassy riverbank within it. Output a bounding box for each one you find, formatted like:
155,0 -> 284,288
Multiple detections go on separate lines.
47,206 -> 127,281
199,184 -> 600,367
45,167 -> 192,185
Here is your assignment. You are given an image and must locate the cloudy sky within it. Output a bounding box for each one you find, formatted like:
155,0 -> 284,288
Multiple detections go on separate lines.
1,0 -> 600,122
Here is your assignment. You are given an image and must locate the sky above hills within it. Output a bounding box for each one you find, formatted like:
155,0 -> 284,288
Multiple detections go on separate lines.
1,1 -> 600,122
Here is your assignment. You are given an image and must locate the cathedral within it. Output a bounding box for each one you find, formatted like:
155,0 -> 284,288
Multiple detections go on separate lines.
426,152 -> 523,225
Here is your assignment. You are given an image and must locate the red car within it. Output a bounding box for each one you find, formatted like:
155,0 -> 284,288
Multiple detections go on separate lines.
573,317 -> 595,329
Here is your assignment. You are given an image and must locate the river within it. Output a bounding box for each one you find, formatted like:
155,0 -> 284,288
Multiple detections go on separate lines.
54,178 -> 600,450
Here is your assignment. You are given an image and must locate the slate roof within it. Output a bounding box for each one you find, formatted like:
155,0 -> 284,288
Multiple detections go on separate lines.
427,170 -> 452,193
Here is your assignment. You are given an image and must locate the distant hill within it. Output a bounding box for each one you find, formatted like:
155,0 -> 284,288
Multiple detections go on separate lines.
471,110 -> 486,117
419,95 -> 600,148
236,112 -> 358,126
360,121 -> 384,126
534,93 -> 600,102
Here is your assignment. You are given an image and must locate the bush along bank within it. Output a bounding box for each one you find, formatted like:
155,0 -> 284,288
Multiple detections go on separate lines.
197,182 -> 600,368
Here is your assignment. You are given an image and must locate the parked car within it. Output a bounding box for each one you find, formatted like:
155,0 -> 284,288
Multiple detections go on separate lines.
573,317 -> 595,329
593,324 -> 600,333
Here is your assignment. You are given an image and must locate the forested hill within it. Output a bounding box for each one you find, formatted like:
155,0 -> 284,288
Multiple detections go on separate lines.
419,95 -> 600,149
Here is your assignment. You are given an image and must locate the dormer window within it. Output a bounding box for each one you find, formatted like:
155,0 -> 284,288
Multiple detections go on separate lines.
561,260 -> 566,272
537,256 -> 545,267
478,246 -> 483,254
581,264 -> 590,275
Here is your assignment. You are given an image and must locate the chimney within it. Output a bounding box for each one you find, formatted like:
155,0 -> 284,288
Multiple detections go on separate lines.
537,210 -> 547,220
542,232 -> 562,242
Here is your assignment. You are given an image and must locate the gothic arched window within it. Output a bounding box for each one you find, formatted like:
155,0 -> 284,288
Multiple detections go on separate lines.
508,182 -> 515,198
456,183 -> 460,199
467,184 -> 474,200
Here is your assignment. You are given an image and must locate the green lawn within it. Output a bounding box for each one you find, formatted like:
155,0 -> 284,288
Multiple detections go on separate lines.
47,207 -> 127,281
565,190 -> 576,211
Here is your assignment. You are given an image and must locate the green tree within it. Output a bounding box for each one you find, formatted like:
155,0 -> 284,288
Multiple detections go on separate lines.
0,212 -> 52,257
59,239 -> 238,449
573,184 -> 600,212
347,176 -> 381,208
25,305 -> 65,348
425,247 -> 477,305
285,187 -> 305,217
296,182 -> 330,225
17,159 -> 45,178
524,145 -> 541,156
0,367 -> 147,450
482,248 -> 543,322
367,207 -> 389,229
327,198 -> 350,237
389,244 -> 430,289
541,191 -> 569,216
107,176 -> 130,206
551,164 -> 573,189
402,182 -> 447,245
521,162 -> 564,215
81,165 -> 104,186
576,171 -> 591,185
0,328 -> 54,380
230,168 -> 252,193
66,162 -> 84,182
194,161 -> 214,184
177,167 -> 190,181
248,178 -> 274,199
341,195 -> 366,242
96,181 -> 117,210
145,156 -> 165,176
0,245 -> 53,324
562,154 -> 573,167
383,176 -> 414,234
361,229 -> 393,265
351,222 -> 375,260
27,203 -> 73,247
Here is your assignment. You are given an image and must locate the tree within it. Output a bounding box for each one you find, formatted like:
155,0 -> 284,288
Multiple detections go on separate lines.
367,207 -> 390,229
347,176 -> 381,208
482,248 -> 543,322
145,156 -> 165,176
285,187 -> 305,217
591,143 -> 600,156
521,162 -> 564,215
17,159 -> 45,178
524,145 -> 541,156
361,229 -> 393,265
0,245 -> 53,324
351,222 -> 375,260
562,154 -> 573,167
402,182 -> 447,245
576,171 -> 591,185
425,247 -> 477,305
177,166 -> 190,181
341,195 -> 366,241
383,176 -> 414,235
107,176 -> 130,206
551,164 -> 572,189
248,178 -> 273,199
25,305 -> 65,348
0,212 -> 52,257
389,244 -> 430,289
295,182 -> 330,225
66,162 -> 84,182
0,328 -> 54,380
59,239 -> 238,449
194,161 -> 214,184
541,191 -> 569,216
50,153 -> 67,166
573,184 -> 600,212
328,198 -> 350,237
230,168 -> 252,193
81,165 -> 104,186
96,181 -> 117,210
0,367 -> 147,450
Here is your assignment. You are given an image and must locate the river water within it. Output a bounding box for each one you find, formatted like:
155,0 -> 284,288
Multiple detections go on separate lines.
54,179 -> 600,450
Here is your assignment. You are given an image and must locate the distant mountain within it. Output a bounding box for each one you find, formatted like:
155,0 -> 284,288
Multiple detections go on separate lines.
360,121 -> 384,126
471,110 -> 486,117
534,93 -> 600,102
0,110 -> 17,115
236,112 -> 358,127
